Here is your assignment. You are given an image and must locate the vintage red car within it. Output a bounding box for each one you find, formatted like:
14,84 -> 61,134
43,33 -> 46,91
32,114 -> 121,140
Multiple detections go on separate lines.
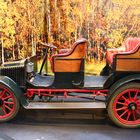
0,37 -> 139,128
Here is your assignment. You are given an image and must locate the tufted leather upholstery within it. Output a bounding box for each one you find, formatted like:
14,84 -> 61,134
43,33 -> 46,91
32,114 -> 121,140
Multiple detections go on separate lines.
106,37 -> 140,66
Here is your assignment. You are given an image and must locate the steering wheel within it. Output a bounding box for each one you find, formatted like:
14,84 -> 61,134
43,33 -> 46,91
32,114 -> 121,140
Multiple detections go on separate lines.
40,42 -> 57,49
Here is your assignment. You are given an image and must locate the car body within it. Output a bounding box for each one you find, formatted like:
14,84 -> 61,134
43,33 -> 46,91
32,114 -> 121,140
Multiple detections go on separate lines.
0,38 -> 139,128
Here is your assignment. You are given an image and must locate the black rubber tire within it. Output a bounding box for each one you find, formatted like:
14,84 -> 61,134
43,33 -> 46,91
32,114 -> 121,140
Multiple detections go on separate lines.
0,85 -> 20,122
107,82 -> 140,128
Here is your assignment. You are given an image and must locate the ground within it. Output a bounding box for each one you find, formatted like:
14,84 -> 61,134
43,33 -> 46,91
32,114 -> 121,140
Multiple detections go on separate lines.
0,60 -> 139,140
0,109 -> 139,140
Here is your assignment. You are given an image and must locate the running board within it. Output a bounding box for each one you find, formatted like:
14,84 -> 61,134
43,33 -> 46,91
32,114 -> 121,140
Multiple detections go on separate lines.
24,102 -> 106,109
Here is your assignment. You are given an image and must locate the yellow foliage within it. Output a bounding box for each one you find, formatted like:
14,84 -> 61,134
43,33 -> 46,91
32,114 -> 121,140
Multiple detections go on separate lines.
0,0 -> 140,62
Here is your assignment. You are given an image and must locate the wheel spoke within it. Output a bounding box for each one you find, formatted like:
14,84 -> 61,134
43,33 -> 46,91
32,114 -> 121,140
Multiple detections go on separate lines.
128,91 -> 132,100
120,109 -> 129,118
134,91 -> 138,100
4,104 -> 13,111
132,111 -> 136,121
121,96 -> 129,103
126,111 -> 131,121
2,95 -> 12,100
4,101 -> 14,105
135,110 -> 140,116
116,101 -> 127,106
0,89 -> 6,98
1,106 -> 7,115
137,104 -> 140,109
116,107 -> 127,111
136,99 -> 140,104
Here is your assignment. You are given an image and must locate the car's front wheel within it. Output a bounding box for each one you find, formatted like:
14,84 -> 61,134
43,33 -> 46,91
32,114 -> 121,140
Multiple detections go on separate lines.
0,84 -> 19,122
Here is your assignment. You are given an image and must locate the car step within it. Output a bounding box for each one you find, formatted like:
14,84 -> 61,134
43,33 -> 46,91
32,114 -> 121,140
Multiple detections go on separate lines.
24,102 -> 106,109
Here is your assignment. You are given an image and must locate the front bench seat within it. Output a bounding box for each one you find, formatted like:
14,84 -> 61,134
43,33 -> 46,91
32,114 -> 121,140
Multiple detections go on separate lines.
51,38 -> 87,73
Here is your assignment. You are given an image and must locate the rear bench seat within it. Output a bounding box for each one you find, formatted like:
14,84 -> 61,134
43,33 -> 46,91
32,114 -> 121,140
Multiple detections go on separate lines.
106,37 -> 140,67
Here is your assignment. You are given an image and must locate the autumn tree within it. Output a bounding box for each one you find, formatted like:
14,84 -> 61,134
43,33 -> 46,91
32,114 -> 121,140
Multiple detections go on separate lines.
0,0 -> 16,63
106,0 -> 140,48
0,0 -> 140,63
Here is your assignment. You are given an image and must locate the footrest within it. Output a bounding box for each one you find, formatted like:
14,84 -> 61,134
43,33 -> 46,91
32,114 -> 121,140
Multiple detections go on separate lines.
24,102 -> 106,109
84,76 -> 107,89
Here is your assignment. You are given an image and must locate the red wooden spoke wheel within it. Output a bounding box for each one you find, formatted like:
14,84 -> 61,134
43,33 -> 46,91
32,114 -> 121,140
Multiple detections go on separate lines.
108,83 -> 140,128
0,85 -> 19,122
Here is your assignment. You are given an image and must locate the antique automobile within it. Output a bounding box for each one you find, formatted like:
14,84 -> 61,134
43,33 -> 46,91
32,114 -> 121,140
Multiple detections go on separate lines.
0,37 -> 139,128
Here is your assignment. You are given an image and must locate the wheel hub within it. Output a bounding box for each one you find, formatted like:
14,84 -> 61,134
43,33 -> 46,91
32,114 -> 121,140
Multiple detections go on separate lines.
0,99 -> 3,107
128,103 -> 137,111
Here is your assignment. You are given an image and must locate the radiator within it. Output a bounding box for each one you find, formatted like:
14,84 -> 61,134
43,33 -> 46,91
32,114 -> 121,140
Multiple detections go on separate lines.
0,66 -> 26,87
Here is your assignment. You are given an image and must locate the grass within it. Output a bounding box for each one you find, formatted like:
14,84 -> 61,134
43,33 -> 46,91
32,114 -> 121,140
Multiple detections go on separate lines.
37,59 -> 106,76
85,61 -> 105,75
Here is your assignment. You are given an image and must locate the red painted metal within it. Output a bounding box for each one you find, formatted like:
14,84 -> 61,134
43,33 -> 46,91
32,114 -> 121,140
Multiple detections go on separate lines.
25,88 -> 108,99
0,87 -> 16,119
113,89 -> 140,125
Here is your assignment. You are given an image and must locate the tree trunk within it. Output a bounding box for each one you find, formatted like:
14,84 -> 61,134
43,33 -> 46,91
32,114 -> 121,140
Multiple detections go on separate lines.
12,45 -> 15,60
31,34 -> 36,56
44,0 -> 49,43
1,37 -> 4,64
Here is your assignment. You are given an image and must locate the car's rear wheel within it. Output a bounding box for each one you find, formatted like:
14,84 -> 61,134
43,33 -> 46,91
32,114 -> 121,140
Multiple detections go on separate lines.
0,84 -> 19,122
107,83 -> 140,128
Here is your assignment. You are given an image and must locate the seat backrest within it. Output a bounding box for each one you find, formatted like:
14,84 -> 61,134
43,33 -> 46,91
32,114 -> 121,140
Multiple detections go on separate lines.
65,38 -> 87,59
125,38 -> 140,52
52,38 -> 87,73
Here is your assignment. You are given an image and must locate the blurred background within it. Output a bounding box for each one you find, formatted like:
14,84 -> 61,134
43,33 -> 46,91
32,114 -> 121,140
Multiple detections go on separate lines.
0,0 -> 140,74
